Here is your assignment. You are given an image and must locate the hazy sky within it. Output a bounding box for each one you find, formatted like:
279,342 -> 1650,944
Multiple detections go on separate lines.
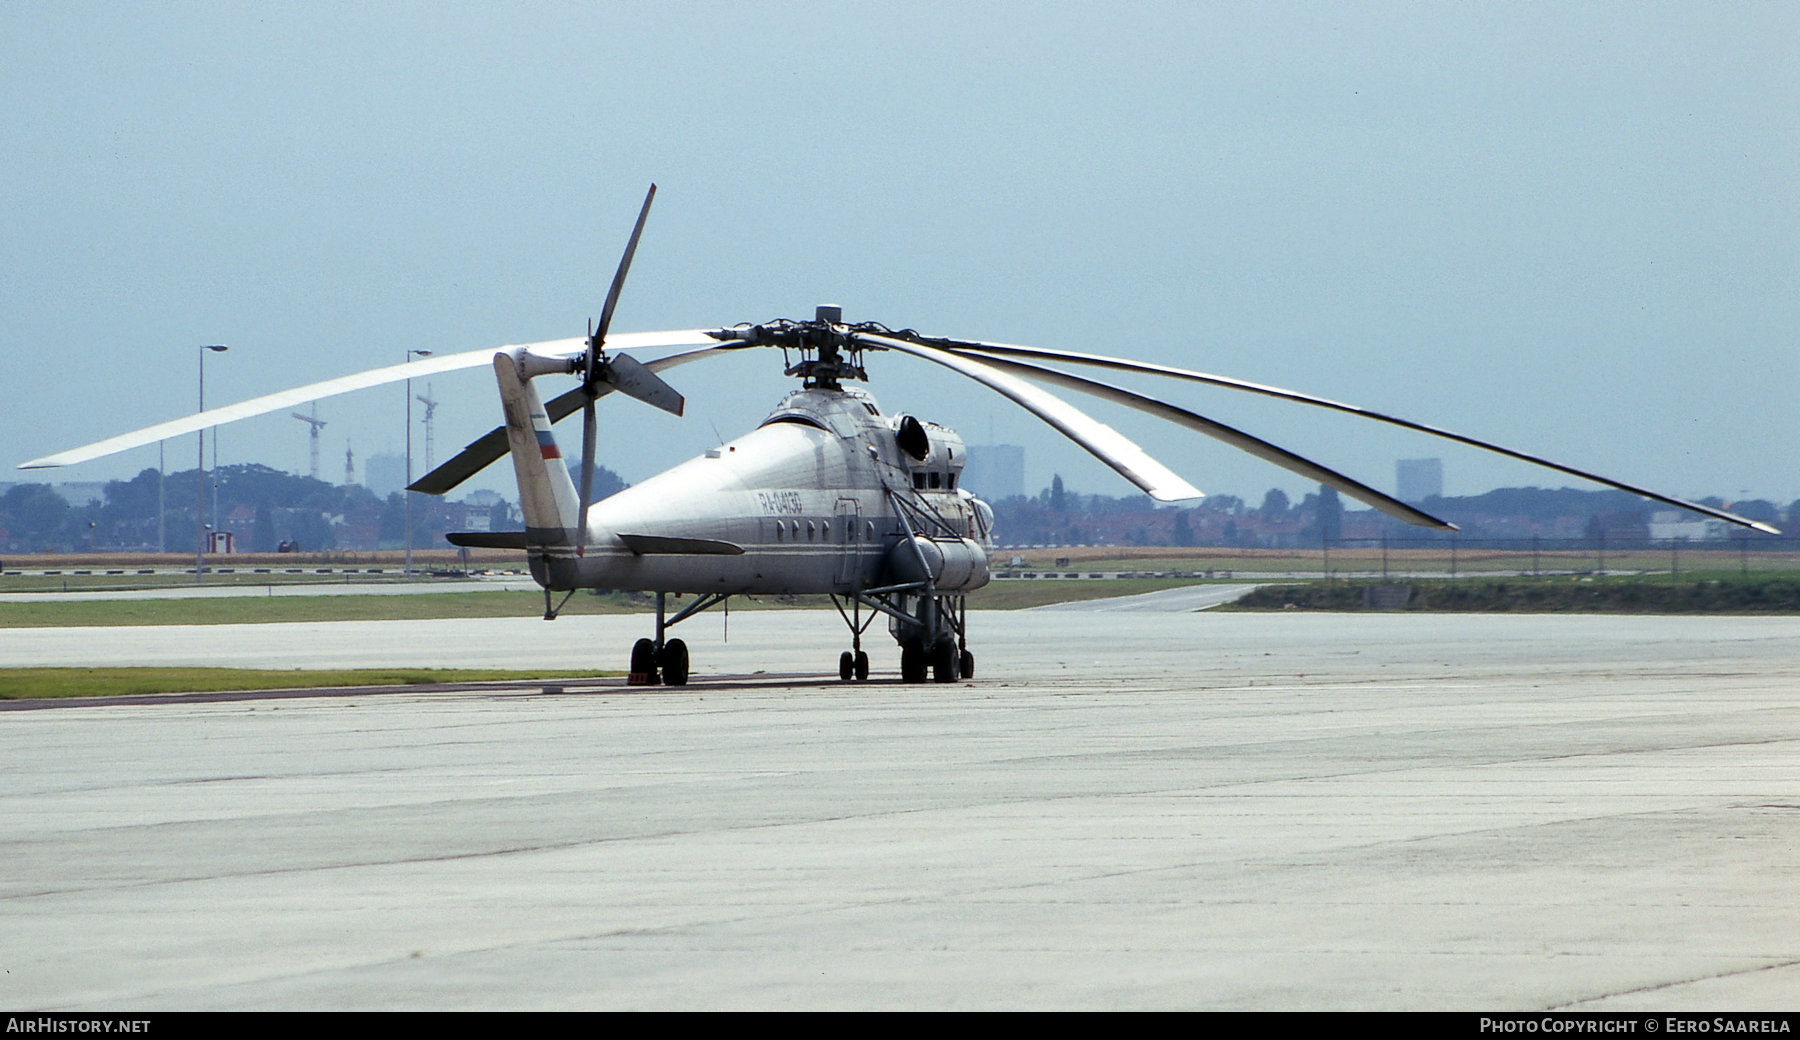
5,2 -> 1796,509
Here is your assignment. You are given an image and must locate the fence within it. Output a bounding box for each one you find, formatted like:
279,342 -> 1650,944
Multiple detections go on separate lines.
1319,534 -> 1800,579
991,536 -> 1800,580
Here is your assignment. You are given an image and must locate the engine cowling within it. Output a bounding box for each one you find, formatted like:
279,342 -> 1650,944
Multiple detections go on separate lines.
884,536 -> 991,592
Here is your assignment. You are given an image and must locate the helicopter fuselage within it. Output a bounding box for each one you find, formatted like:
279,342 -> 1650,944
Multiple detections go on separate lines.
514,378 -> 995,599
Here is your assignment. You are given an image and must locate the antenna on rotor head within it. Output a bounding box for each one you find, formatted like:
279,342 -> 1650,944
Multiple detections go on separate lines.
804,304 -> 847,390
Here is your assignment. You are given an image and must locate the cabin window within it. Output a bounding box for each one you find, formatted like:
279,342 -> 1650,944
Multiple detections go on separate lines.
947,473 -> 957,490
822,521 -> 830,539
866,520 -> 876,540
913,473 -> 926,489
807,520 -> 816,540
928,472 -> 941,489
775,522 -> 783,540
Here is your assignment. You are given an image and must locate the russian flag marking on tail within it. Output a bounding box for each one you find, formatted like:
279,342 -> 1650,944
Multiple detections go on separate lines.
532,413 -> 562,460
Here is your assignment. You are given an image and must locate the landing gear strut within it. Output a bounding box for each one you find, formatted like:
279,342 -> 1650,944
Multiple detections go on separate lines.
836,585 -> 972,684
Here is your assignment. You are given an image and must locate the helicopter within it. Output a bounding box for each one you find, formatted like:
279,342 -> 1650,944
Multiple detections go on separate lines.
22,186 -> 1780,686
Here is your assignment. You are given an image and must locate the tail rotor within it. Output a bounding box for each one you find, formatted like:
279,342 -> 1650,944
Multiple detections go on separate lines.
573,184 -> 684,554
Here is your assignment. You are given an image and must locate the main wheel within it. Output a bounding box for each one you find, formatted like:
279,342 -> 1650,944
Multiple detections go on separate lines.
659,638 -> 689,686
900,642 -> 926,683
839,650 -> 854,681
932,639 -> 959,683
854,650 -> 869,681
629,638 -> 660,686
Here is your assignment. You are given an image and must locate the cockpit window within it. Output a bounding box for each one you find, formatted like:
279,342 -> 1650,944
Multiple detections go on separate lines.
762,415 -> 829,432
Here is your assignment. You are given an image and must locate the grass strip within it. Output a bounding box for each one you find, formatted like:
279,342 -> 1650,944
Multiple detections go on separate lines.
0,591 -> 632,628
0,667 -> 610,700
1230,575 -> 1800,613
0,578 -> 1230,628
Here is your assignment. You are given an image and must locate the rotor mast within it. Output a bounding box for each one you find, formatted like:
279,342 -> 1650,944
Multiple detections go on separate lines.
715,305 -> 870,390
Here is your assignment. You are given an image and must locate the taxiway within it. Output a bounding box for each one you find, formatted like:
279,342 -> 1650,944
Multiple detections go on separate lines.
2,607 -> 1797,1009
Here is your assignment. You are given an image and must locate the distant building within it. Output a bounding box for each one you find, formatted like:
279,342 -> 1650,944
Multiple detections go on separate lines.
52,482 -> 108,508
1649,511 -> 1720,542
1396,458 -> 1443,502
962,444 -> 1025,501
364,453 -> 406,498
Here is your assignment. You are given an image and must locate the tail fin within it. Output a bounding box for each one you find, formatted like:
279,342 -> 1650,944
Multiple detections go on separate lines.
494,349 -> 581,546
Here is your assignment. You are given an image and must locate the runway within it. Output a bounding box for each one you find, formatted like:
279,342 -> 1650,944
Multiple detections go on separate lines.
3,608 -> 1798,1009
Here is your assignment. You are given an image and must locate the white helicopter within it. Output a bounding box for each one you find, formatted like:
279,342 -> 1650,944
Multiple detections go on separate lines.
23,186 -> 1780,686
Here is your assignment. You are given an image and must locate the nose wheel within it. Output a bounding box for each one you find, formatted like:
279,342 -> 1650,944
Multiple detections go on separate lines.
831,594 -> 877,682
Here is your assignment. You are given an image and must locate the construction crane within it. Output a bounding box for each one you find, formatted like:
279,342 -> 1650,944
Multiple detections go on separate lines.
290,406 -> 326,480
415,385 -> 439,473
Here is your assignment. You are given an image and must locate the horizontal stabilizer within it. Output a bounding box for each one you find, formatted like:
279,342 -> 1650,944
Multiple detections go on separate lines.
444,531 -> 533,549
617,533 -> 745,555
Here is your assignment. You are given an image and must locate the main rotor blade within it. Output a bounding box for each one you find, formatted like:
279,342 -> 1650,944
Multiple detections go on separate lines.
20,329 -> 721,471
962,350 -> 1456,530
409,341 -> 748,495
851,331 -> 1202,503
931,339 -> 1781,536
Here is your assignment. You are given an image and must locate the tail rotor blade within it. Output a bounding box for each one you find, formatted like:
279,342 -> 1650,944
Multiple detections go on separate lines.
595,184 -> 656,346
602,352 -> 684,416
570,184 -> 662,558
577,395 -> 597,556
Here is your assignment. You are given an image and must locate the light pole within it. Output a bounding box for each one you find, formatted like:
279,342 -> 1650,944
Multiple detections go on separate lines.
196,345 -> 228,582
404,349 -> 433,577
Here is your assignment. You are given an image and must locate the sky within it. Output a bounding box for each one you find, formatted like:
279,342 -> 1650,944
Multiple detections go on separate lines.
4,2 -> 1796,512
